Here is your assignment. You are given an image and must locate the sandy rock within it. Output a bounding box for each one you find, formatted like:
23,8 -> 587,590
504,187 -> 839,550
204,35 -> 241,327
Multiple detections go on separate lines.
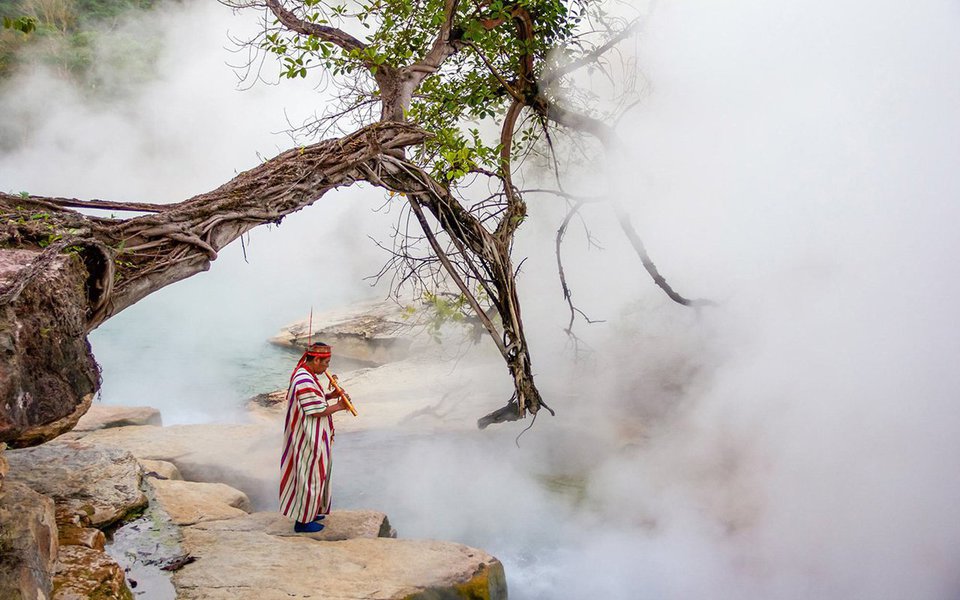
71,423 -> 279,510
189,510 -> 396,541
271,300 -> 414,366
139,458 -> 182,480
6,440 -> 147,528
58,524 -> 106,551
74,404 -> 162,432
53,545 -> 132,600
0,481 -> 58,600
149,479 -> 251,526
173,530 -> 506,600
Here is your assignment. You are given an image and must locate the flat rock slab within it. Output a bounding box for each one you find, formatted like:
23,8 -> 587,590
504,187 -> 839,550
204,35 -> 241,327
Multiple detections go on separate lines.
59,524 -> 106,551
150,479 -> 251,526
173,532 -> 506,600
74,404 -> 162,431
68,423 -> 279,510
189,510 -> 395,541
6,440 -> 147,527
271,300 -> 413,366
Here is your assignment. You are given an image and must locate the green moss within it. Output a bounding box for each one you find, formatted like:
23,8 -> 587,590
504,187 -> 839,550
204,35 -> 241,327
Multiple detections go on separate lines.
403,562 -> 508,600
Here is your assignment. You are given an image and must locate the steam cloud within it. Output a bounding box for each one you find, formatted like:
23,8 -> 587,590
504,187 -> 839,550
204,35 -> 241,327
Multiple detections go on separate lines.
2,0 -> 959,598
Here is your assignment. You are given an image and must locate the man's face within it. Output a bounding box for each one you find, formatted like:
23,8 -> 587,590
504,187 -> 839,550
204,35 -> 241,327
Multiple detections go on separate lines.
306,355 -> 331,374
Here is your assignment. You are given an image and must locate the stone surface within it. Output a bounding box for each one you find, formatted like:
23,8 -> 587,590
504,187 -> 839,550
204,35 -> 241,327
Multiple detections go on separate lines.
6,440 -> 147,528
59,524 -> 106,551
0,249 -> 101,448
70,423 -> 280,510
74,404 -> 162,432
10,393 -> 94,449
53,545 -> 133,600
149,479 -> 251,526
173,531 -> 506,600
0,481 -> 58,600
188,510 -> 396,541
271,299 -> 414,366
139,458 -> 182,480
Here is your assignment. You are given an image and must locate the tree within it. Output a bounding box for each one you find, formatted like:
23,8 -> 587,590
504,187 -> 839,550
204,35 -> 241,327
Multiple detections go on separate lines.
0,0 -> 704,447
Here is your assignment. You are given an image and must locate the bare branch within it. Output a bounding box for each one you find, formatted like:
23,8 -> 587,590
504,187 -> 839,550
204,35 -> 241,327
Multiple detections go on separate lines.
407,196 -> 507,357
612,204 -> 715,307
264,0 -> 366,54
541,17 -> 643,87
17,196 -> 168,214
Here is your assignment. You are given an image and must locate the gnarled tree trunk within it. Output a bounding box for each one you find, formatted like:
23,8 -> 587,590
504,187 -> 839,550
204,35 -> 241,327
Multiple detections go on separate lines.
0,122 -> 545,446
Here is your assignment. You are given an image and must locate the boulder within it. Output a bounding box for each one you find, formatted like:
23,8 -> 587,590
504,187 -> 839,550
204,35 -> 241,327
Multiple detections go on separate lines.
9,393 -> 94,449
271,300 -> 414,366
139,458 -> 182,480
6,440 -> 147,528
59,524 -> 106,551
74,404 -> 162,432
188,510 -> 396,541
0,248 -> 101,448
53,545 -> 132,600
173,529 -> 506,600
149,479 -> 251,526
0,481 -> 58,600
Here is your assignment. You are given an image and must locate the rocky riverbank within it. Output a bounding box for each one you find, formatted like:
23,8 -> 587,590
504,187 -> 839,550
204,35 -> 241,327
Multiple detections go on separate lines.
0,302 -> 517,599
0,406 -> 507,599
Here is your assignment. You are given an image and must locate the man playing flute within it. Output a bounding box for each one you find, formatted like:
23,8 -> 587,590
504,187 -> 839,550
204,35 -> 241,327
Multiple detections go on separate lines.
278,342 -> 349,533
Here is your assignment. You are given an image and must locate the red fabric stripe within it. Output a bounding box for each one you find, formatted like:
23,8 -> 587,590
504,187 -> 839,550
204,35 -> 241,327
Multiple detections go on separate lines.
320,429 -> 329,484
280,409 -> 300,467
282,423 -> 308,517
295,387 -> 322,397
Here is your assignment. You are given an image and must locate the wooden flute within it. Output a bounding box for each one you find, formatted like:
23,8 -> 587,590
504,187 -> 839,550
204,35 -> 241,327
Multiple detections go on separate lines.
323,371 -> 358,416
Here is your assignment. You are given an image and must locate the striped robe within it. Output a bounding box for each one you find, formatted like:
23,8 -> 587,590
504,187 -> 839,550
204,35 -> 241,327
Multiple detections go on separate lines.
279,366 -> 335,522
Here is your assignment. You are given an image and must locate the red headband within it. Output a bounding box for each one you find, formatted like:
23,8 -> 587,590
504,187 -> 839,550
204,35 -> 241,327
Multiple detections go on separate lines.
303,345 -> 332,358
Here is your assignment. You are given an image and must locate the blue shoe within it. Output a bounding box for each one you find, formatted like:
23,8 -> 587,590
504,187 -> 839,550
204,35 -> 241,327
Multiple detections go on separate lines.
294,520 -> 325,533
312,515 -> 326,522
